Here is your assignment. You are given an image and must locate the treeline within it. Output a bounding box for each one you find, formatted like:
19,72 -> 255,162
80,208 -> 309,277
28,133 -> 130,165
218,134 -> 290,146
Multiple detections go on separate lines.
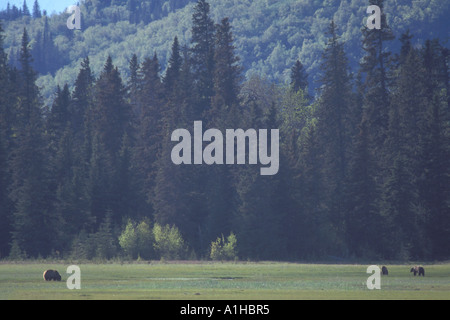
0,0 -> 449,261
0,1 -> 44,21
0,0 -> 192,23
3,0 -> 193,76
2,0 -> 447,106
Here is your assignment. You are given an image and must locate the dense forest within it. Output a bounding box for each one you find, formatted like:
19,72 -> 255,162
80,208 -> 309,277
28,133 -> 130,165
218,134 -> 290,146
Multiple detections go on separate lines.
0,0 -> 449,261
1,0 -> 448,104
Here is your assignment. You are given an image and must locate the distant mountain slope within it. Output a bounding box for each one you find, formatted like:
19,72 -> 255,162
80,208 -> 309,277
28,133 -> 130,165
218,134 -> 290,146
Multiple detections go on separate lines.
2,0 -> 449,105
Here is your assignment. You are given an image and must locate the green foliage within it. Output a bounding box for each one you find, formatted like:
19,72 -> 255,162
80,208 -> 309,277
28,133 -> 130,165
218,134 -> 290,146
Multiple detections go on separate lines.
210,233 -> 238,261
119,219 -> 154,260
153,224 -> 186,260
2,0 -> 448,105
71,214 -> 118,260
0,0 -> 448,262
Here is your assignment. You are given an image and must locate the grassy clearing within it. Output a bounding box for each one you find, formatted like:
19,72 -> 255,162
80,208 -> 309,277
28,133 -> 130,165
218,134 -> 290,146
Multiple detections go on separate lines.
0,262 -> 449,300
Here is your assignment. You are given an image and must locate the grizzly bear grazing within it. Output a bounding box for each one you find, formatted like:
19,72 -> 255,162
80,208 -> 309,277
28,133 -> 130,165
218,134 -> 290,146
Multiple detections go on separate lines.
410,266 -> 425,277
381,266 -> 388,276
43,270 -> 62,281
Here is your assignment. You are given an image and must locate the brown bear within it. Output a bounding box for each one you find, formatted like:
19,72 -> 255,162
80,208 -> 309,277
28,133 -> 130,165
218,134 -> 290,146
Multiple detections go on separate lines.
410,266 -> 425,277
381,266 -> 388,276
43,269 -> 62,281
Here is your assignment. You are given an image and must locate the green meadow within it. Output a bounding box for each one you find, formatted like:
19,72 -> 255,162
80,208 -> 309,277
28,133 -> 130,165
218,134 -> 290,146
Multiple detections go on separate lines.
0,262 -> 449,300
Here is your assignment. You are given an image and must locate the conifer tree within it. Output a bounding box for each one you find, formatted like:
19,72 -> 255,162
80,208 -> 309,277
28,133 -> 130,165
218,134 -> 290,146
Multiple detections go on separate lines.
47,84 -> 71,138
190,0 -> 216,119
70,57 -> 95,142
211,18 -> 241,118
135,54 -> 164,203
360,0 -> 394,150
91,56 -> 131,159
0,128 -> 12,258
22,0 -> 30,16
290,60 -> 308,94
87,56 -> 132,226
420,39 -> 450,259
128,54 -> 140,118
381,45 -> 428,259
17,28 -> 38,126
315,21 -> 354,246
0,21 -> 14,257
297,120 -> 331,257
9,29 -> 54,257
345,119 -> 382,257
32,0 -> 41,18
164,37 -> 182,96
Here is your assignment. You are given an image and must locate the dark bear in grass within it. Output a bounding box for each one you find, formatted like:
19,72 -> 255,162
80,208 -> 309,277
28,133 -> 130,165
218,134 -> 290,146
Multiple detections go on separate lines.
381,266 -> 388,276
43,270 -> 62,281
410,266 -> 425,277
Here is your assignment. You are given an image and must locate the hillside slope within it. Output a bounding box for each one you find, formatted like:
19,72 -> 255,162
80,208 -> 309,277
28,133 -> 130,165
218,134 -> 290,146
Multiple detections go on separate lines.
2,0 -> 449,104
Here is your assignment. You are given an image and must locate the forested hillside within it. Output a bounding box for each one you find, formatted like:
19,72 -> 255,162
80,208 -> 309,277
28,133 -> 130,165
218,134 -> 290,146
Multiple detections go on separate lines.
0,0 -> 449,261
1,0 -> 449,103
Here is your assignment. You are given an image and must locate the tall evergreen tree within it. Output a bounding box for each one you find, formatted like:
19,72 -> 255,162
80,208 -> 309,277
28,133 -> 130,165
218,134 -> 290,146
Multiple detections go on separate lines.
87,56 -> 132,226
70,57 -> 95,142
420,39 -> 450,259
315,21 -> 354,250
128,53 -> 140,119
164,37 -> 182,96
90,56 -> 131,159
47,84 -> 71,138
360,0 -> 395,150
345,119 -> 382,257
290,60 -> 308,94
0,125 -> 12,258
297,120 -> 332,258
9,29 -> 54,257
22,0 -> 30,16
17,28 -> 38,126
202,17 -> 242,250
190,0 -> 216,119
135,54 -> 165,205
381,44 -> 428,259
211,18 -> 241,117
0,21 -> 14,258
32,0 -> 41,18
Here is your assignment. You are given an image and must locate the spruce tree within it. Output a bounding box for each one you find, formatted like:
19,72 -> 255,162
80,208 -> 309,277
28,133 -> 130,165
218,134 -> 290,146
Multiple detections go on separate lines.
290,60 -> 308,94
32,0 -> 41,18
128,54 -> 140,118
360,0 -> 394,150
211,18 -> 241,117
0,127 -> 12,258
381,45 -> 428,259
47,84 -> 71,138
420,39 -> 450,259
87,56 -> 132,226
135,54 -> 164,204
22,0 -> 30,16
0,21 -> 14,257
9,29 -> 54,257
70,57 -> 94,143
91,56 -> 131,160
345,119 -> 382,257
164,37 -> 182,96
315,21 -> 354,248
17,28 -> 38,126
297,121 -> 331,257
190,0 -> 216,119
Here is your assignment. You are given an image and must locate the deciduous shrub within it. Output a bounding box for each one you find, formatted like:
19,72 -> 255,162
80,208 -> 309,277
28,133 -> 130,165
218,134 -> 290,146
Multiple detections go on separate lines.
153,223 -> 186,260
210,233 -> 238,261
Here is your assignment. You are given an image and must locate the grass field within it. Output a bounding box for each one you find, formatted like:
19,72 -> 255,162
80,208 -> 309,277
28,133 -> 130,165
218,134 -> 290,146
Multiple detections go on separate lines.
0,262 -> 449,300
